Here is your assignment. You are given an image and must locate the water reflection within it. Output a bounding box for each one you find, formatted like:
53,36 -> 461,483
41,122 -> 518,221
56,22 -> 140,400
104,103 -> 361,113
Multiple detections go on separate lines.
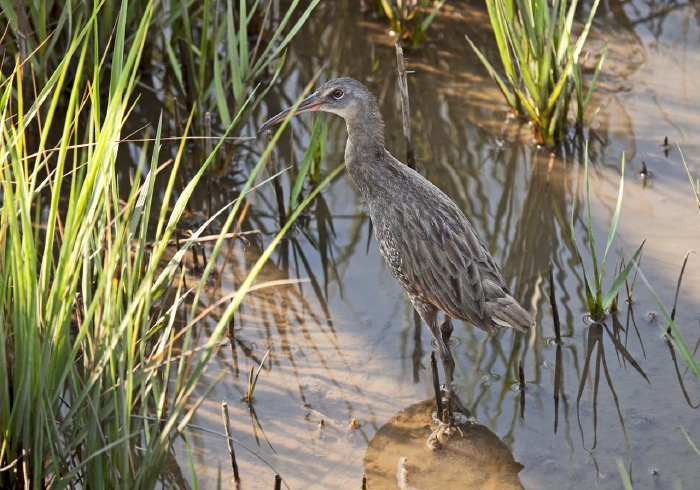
117,0 -> 700,487
364,399 -> 524,489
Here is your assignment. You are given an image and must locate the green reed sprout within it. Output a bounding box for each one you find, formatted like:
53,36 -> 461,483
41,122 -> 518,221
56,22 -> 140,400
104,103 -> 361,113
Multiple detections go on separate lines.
467,0 -> 605,144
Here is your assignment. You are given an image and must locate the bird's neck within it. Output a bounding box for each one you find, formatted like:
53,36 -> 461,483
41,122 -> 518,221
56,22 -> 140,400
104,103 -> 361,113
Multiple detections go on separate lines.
343,106 -> 385,179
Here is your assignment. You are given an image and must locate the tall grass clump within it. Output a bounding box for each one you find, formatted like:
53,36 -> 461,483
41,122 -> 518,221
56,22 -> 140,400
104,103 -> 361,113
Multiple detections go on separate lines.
1,0 -> 321,138
0,0 -> 152,86
0,1 -> 334,486
164,0 -> 321,132
466,0 -> 605,145
570,147 -> 644,322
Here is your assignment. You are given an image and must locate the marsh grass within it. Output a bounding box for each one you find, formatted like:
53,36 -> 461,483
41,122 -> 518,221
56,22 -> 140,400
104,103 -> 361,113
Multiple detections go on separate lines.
289,114 -> 328,210
243,348 -> 271,402
570,147 -> 645,322
166,0 -> 321,134
377,0 -> 447,47
0,1 -> 332,486
466,0 -> 605,145
0,0 -> 149,75
1,0 -> 320,143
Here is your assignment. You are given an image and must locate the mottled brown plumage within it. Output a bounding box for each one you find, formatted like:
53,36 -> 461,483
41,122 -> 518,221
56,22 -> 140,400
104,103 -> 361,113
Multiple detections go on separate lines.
259,77 -> 534,402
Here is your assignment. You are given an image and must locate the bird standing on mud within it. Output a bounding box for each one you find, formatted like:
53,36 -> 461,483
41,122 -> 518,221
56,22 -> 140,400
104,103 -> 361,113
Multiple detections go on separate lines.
259,77 -> 534,409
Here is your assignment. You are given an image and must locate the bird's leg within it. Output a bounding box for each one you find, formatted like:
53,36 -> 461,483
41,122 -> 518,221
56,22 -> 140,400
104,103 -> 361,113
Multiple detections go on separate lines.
410,298 -> 454,416
438,315 -> 455,411
439,316 -> 454,345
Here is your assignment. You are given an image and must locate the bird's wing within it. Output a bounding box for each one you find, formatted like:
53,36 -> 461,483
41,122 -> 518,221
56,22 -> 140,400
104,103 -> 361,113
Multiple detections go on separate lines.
369,165 -> 509,331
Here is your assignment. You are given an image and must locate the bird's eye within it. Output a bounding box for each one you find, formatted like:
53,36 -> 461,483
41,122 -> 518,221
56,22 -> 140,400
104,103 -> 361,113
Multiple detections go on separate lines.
332,89 -> 344,99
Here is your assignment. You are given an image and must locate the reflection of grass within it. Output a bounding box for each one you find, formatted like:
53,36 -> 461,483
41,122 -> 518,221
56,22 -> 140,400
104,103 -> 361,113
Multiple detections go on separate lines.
571,148 -> 644,322
377,0 -> 447,47
0,1 -> 330,485
466,0 -> 605,144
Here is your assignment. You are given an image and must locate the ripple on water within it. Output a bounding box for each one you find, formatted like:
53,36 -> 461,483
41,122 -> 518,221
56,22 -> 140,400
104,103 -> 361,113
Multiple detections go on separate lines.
430,336 -> 461,348
480,373 -> 501,386
544,336 -> 572,348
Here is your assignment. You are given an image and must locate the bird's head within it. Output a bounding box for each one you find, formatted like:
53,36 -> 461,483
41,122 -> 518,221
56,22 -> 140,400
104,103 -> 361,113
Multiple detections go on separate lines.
258,77 -> 377,132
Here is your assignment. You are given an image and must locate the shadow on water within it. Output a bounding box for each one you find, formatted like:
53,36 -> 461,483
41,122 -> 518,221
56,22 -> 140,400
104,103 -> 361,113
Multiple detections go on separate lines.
93,0 -> 700,487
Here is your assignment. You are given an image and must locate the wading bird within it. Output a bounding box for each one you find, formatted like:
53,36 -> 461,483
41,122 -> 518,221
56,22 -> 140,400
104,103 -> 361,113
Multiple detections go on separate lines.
259,77 -> 534,409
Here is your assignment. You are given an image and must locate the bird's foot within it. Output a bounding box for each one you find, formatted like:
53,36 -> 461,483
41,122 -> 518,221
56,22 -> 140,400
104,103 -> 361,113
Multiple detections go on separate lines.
427,411 -> 469,450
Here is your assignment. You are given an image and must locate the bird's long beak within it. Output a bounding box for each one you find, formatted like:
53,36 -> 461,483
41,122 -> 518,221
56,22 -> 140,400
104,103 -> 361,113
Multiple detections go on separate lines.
258,93 -> 325,133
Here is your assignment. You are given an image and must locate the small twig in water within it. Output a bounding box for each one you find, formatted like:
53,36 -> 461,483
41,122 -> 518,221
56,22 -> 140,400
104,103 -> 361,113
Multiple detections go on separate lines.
395,43 -> 416,170
129,414 -> 290,488
157,229 -> 262,247
221,401 -> 241,488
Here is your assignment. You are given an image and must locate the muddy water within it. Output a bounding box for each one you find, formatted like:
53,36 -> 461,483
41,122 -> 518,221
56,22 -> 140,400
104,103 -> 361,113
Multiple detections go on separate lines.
156,0 -> 700,488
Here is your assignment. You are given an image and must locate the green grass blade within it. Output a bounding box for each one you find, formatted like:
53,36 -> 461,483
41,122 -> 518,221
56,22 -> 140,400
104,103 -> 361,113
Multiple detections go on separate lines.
420,0 -> 447,31
582,45 -> 607,124
570,198 -> 601,317
465,35 -> 518,110
572,0 -> 601,62
545,57 -> 575,113
213,51 -> 232,126
239,0 -> 249,79
601,239 -> 645,310
634,260 -> 700,383
617,459 -> 634,490
483,0 -> 516,77
249,348 -> 271,398
678,146 -> 700,215
583,144 -> 602,302
248,0 -> 321,78
681,427 -> 700,458
289,114 -> 326,208
198,0 -> 212,94
165,41 -> 186,93
601,154 -> 625,273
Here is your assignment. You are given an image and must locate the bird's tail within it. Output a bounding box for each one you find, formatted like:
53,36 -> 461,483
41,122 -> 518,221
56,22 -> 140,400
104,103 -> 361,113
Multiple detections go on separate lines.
487,296 -> 534,333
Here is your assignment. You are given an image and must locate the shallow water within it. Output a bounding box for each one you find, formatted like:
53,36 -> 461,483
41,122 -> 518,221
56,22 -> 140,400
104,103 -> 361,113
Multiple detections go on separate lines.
143,0 -> 700,488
